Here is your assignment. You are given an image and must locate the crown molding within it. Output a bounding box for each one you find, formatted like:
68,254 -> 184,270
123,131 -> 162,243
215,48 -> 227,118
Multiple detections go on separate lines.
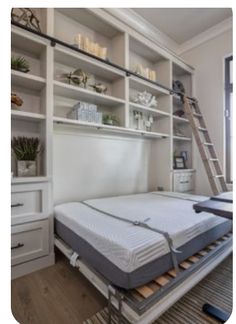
104,9 -> 232,57
177,17 -> 233,55
104,8 -> 179,53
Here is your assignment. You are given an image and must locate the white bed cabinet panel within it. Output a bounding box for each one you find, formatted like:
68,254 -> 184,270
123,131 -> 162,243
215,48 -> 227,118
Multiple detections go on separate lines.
173,170 -> 195,193
11,220 -> 49,266
11,183 -> 49,225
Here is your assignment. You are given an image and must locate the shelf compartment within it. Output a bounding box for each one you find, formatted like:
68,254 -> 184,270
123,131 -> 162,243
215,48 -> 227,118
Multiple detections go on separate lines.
129,76 -> 169,96
129,36 -> 171,88
11,110 -> 46,121
54,80 -> 125,107
129,102 -> 170,118
53,116 -> 169,139
11,70 -> 46,91
172,63 -> 192,97
54,8 -> 126,67
54,47 -> 124,82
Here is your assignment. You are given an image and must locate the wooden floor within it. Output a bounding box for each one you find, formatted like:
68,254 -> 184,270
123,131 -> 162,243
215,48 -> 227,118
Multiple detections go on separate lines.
12,251 -> 106,323
12,251 -> 232,324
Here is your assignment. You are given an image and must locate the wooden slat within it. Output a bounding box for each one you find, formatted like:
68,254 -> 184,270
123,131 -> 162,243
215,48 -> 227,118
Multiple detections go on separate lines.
135,286 -> 153,298
154,276 -> 170,287
180,261 -> 192,270
207,244 -> 216,250
167,269 -> 177,278
198,250 -> 208,256
188,255 -> 199,263
131,290 -> 144,302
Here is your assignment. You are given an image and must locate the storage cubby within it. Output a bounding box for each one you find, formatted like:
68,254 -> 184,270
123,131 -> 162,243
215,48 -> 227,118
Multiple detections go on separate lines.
54,8 -> 126,67
11,119 -> 46,177
54,48 -> 125,101
54,94 -> 126,128
173,140 -> 192,170
172,63 -> 192,97
173,118 -> 191,139
129,36 -> 171,87
11,31 -> 47,78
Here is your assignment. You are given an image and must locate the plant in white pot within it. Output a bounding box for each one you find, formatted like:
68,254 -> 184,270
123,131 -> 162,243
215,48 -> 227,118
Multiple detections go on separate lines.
11,136 -> 42,177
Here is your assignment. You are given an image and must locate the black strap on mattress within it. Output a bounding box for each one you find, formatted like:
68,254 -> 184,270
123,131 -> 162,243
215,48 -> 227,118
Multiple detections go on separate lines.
81,201 -> 182,274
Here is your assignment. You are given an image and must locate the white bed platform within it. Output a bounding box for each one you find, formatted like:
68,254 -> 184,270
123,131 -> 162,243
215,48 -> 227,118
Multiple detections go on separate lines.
55,232 -> 232,324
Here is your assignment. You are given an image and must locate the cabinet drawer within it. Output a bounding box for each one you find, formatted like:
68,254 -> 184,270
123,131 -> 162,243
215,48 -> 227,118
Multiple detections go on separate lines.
11,220 -> 49,266
11,183 -> 48,220
173,172 -> 195,193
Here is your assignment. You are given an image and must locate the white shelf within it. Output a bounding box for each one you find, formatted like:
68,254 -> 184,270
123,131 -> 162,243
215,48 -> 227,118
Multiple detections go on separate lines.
11,28 -> 46,57
54,80 -> 125,107
53,116 -> 169,139
129,102 -> 170,117
173,115 -> 189,123
11,176 -> 50,184
11,70 -> 46,91
129,76 -> 169,96
54,47 -> 124,82
173,135 -> 192,142
11,110 -> 46,121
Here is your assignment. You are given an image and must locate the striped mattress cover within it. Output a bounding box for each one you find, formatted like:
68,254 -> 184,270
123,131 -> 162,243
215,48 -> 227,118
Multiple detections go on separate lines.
54,192 -> 232,289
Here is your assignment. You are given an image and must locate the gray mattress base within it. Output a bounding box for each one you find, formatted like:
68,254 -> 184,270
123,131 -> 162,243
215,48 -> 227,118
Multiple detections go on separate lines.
55,219 -> 231,289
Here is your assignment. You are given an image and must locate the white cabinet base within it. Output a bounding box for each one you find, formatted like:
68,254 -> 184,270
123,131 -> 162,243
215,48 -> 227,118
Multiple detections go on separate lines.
11,253 -> 55,280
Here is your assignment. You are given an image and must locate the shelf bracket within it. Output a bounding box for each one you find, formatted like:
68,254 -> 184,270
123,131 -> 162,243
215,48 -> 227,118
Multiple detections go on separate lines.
50,40 -> 56,47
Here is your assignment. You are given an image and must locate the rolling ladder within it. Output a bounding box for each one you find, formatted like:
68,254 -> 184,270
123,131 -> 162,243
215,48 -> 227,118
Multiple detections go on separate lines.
183,96 -> 228,195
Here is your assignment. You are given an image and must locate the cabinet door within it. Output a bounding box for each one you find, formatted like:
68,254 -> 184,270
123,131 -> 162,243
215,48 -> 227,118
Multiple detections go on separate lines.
11,220 -> 49,266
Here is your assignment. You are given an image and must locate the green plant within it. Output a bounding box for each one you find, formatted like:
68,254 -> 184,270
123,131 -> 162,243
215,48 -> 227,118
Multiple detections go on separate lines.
102,114 -> 119,126
11,56 -> 30,73
11,137 -> 42,161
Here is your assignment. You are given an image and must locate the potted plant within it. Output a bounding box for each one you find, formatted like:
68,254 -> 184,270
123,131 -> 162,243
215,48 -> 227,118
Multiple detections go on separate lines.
11,56 -> 30,73
102,114 -> 119,126
11,137 -> 42,177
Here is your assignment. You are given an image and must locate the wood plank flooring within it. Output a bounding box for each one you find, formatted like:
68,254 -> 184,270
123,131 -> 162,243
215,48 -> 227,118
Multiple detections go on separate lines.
11,251 -> 106,324
12,252 -> 232,324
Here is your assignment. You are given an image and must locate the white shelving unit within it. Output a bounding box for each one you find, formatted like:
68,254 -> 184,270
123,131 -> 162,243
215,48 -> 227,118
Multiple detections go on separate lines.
11,8 -> 195,277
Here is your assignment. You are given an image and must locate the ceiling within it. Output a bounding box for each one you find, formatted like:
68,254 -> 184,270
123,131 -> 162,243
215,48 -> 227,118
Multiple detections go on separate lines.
132,8 -> 232,44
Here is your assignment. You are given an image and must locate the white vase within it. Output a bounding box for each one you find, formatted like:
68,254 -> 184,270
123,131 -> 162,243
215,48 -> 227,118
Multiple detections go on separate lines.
17,161 -> 37,177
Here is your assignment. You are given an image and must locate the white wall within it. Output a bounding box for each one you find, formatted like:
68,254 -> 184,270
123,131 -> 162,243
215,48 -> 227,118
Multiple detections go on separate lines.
53,125 -> 160,204
181,29 -> 232,195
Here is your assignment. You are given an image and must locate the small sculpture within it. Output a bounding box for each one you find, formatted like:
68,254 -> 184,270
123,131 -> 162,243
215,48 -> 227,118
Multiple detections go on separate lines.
132,91 -> 157,107
11,93 -> 23,108
62,69 -> 89,88
173,80 -> 185,94
89,83 -> 107,94
11,8 -> 41,32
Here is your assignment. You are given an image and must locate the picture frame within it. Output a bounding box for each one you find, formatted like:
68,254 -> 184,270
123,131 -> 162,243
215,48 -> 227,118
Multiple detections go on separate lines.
174,156 -> 186,169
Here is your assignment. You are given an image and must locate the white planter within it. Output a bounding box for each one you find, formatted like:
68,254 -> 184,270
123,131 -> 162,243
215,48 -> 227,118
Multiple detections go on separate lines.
17,161 -> 37,177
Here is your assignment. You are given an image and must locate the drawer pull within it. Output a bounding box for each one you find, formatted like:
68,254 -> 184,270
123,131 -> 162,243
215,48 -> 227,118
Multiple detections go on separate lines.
11,243 -> 24,250
11,203 -> 24,208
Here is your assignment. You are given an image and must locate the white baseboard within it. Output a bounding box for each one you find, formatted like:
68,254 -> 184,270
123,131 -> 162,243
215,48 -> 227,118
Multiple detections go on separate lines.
11,253 -> 55,280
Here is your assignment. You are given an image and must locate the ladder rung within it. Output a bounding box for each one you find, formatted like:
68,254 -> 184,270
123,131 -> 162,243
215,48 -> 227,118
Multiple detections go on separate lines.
209,158 -> 219,162
203,142 -> 214,146
198,127 -> 207,132
193,113 -> 202,118
213,175 -> 224,178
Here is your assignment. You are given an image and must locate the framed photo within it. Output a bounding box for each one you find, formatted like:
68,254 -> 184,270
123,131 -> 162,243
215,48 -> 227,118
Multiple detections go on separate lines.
180,150 -> 188,161
174,156 -> 186,169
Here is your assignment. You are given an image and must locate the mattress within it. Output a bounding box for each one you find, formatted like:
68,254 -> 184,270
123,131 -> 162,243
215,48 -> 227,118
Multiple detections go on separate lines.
54,192 -> 232,289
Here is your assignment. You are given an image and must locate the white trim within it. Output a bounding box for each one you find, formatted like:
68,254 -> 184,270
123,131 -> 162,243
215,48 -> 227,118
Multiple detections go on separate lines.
104,8 -> 179,54
178,17 -> 233,54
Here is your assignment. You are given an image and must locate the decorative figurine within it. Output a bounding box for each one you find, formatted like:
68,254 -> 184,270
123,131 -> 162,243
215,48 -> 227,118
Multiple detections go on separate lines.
132,91 -> 157,107
89,83 -> 107,94
11,93 -> 23,108
173,80 -> 185,94
11,8 -> 41,32
62,69 -> 90,88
